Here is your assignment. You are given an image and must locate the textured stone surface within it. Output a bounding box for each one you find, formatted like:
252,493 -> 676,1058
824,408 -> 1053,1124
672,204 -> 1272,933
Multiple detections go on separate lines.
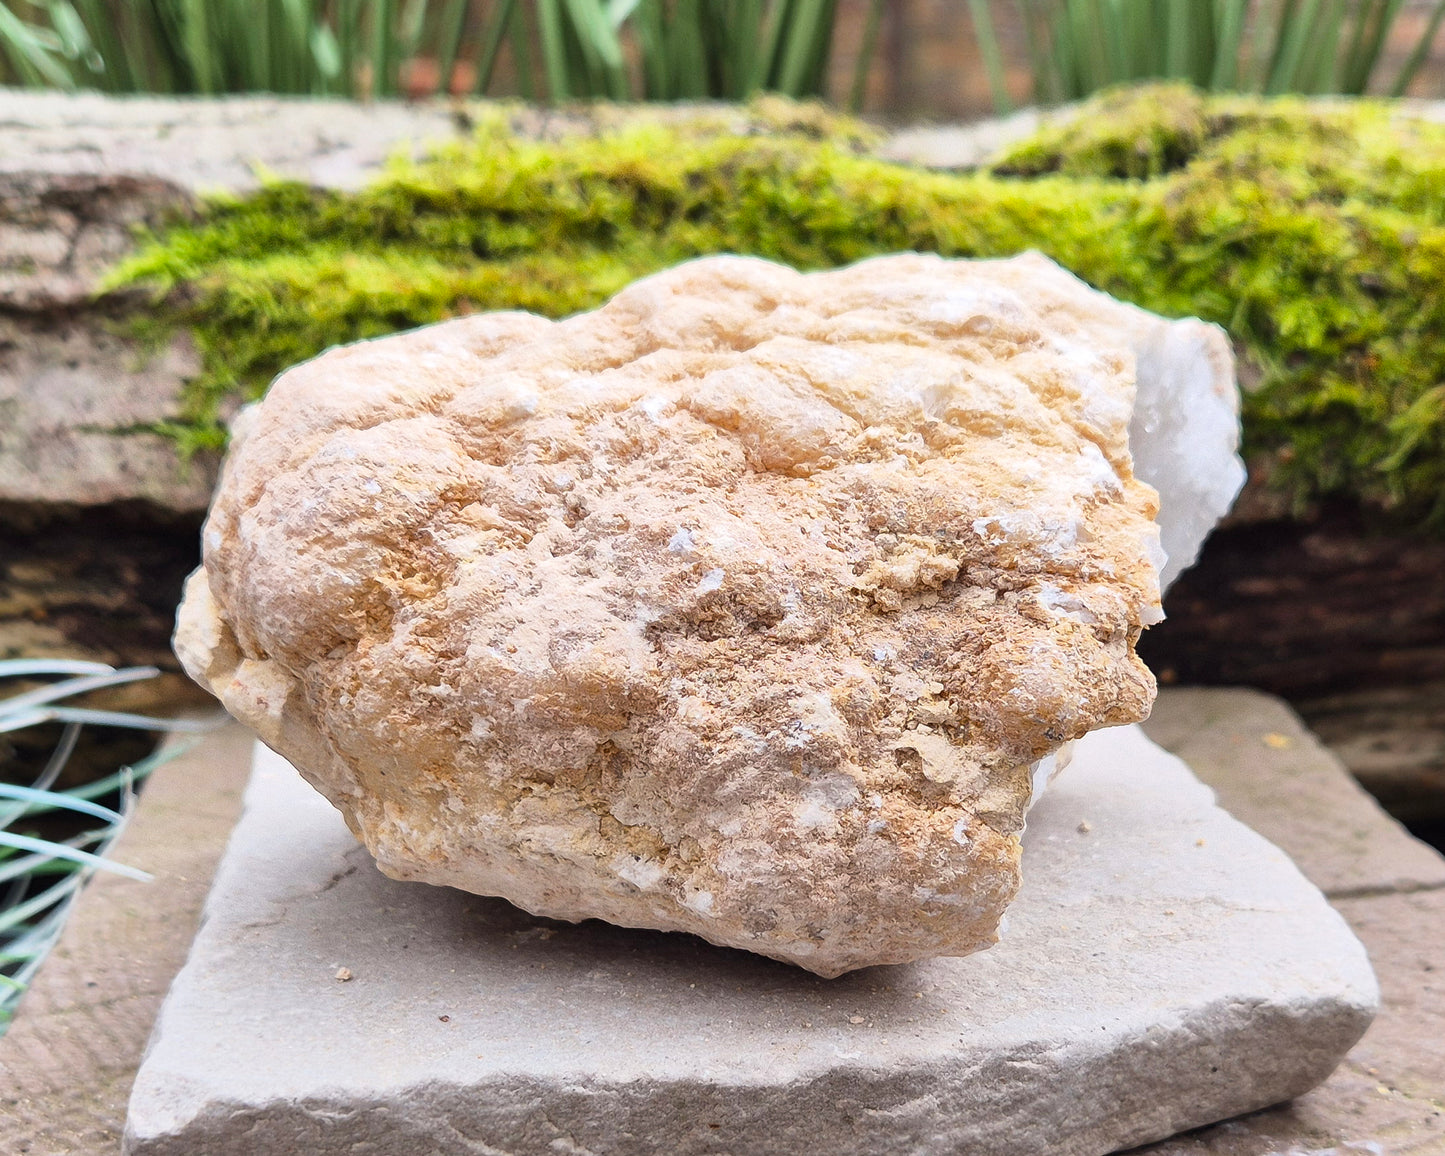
879,107 -> 1051,170
1134,887 -> 1445,1156
0,90 -> 462,513
1143,688 -> 1445,898
123,723 -> 1375,1156
1298,679 -> 1445,827
176,251 -> 1243,976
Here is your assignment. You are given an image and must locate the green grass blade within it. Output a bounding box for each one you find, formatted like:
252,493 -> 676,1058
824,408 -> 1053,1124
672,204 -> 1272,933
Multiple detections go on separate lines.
0,869 -> 86,935
1390,0 -> 1445,95
0,784 -> 123,825
434,0 -> 472,95
0,706 -> 216,735
0,660 -> 113,680
534,0 -> 570,101
752,0 -> 791,91
1291,0 -> 1342,91
967,0 -> 1013,112
372,0 -> 396,96
0,834 -> 149,886
398,0 -> 429,66
0,4 -> 77,88
561,0 -> 629,98
472,0 -> 517,94
44,1 -> 93,63
1164,0 -> 1191,80
310,20 -> 343,92
506,0 -> 536,99
848,0 -> 883,111
1101,0 -> 1131,81
1,666 -> 162,716
55,0 -> 116,85
1265,0 -> 1321,93
1014,0 -> 1058,104
1210,0 -> 1249,89
634,0 -> 668,98
666,0 -> 710,99
1339,0 -> 1396,93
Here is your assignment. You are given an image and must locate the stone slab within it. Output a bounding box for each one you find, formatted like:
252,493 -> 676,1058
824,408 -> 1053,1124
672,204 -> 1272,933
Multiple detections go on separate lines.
123,723 -> 1377,1156
1143,688 -> 1445,898
1134,888 -> 1445,1156
1298,678 -> 1445,826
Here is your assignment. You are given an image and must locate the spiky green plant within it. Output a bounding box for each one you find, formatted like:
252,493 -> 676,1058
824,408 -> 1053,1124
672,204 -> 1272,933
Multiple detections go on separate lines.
0,0 -> 880,104
0,659 -> 213,1032
970,0 -> 1445,112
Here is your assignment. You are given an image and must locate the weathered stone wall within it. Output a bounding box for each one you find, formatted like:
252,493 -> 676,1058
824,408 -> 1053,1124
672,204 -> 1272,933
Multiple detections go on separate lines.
0,93 -> 463,514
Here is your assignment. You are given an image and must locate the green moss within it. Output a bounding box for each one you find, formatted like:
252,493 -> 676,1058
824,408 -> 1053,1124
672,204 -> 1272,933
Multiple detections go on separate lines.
109,88 -> 1445,527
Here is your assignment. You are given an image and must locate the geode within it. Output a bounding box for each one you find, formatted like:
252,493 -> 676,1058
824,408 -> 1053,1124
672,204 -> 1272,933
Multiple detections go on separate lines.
175,252 -> 1242,976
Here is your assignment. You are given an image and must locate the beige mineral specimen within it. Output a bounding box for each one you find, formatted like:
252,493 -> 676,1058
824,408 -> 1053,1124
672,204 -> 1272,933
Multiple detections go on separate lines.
176,252 -> 1216,977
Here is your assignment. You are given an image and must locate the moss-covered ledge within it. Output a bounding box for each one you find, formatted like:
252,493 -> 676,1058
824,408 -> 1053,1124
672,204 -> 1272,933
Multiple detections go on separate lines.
108,85 -> 1445,531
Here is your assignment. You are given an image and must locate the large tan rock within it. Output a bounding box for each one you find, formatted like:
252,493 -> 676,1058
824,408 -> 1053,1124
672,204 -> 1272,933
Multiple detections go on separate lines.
177,252 -> 1193,976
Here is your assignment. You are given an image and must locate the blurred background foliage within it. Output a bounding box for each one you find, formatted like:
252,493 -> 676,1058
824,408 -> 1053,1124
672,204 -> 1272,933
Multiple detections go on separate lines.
0,0 -> 877,103
3,0 -> 1445,110
987,0 -> 1445,111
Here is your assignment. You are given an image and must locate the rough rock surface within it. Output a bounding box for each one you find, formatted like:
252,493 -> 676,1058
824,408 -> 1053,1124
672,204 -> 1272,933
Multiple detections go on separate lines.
176,252 -> 1238,976
0,90 -> 462,514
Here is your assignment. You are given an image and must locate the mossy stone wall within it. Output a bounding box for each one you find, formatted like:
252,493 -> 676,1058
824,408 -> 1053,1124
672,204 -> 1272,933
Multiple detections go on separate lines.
110,86 -> 1445,529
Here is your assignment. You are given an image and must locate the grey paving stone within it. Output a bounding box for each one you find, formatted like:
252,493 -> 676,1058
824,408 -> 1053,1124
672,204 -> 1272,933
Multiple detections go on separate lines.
1143,687 -> 1445,898
124,723 -> 1377,1156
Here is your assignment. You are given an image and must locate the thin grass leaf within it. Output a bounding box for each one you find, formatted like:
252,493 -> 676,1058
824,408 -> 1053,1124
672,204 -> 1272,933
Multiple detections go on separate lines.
561,0 -> 628,98
372,0 -> 397,96
1109,0 -> 1138,80
1014,0 -> 1058,103
0,829 -> 108,888
472,0 -> 517,93
848,0 -> 883,111
29,722 -> 81,795
0,665 -> 162,716
3,706 -> 218,733
1290,0 -> 1340,92
433,0 -> 471,95
0,869 -> 86,935
0,660 -> 112,679
0,784 -> 124,825
1210,0 -> 1250,89
1391,0 -> 1445,95
0,3 -> 76,88
311,21 -> 343,91
0,849 -> 89,889
967,0 -> 1012,113
0,832 -> 150,885
774,0 -> 832,96
398,0 -> 430,66
534,0 -> 571,100
44,0 -> 93,64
